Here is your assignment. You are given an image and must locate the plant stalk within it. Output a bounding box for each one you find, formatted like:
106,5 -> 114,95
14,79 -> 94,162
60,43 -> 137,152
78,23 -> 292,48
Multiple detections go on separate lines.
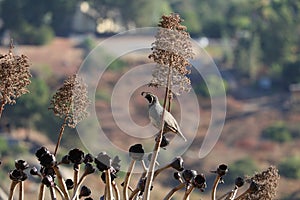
123,160 -> 136,200
54,117 -> 67,156
217,186 -> 238,200
71,172 -> 88,200
73,165 -> 80,200
19,181 -> 24,200
144,57 -> 173,200
49,186 -> 57,200
153,163 -> 171,180
112,181 -> 120,200
128,188 -> 139,200
212,175 -> 221,200
105,169 -> 113,200
183,185 -> 194,200
38,183 -> 45,200
163,182 -> 185,200
167,88 -> 172,112
53,166 -> 70,200
234,188 -> 251,200
0,99 -> 5,118
8,181 -> 18,200
54,185 -> 66,200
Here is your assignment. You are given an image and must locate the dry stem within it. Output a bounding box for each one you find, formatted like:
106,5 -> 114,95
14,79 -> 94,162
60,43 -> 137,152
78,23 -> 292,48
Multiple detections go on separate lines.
153,163 -> 171,180
19,181 -> 24,200
128,188 -> 139,200
105,169 -> 113,200
163,182 -> 185,200
53,166 -> 70,200
112,181 -> 120,200
212,175 -> 221,200
54,185 -> 65,200
217,186 -> 238,200
183,185 -> 195,200
144,57 -> 173,200
234,187 -> 251,200
38,184 -> 45,200
123,160 -> 136,200
73,165 -> 80,200
0,100 -> 5,118
8,181 -> 18,200
71,171 -> 89,200
54,117 -> 67,156
49,186 -> 57,200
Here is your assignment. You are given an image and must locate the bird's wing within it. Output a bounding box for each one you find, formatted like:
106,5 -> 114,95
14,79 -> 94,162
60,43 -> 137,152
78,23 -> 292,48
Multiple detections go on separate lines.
163,111 -> 180,132
164,111 -> 187,141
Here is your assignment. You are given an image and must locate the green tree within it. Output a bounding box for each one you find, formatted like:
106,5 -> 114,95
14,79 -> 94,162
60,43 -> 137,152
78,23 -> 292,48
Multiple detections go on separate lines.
170,0 -> 201,35
262,121 -> 292,143
279,156 -> 300,179
227,158 -> 257,182
0,0 -> 80,42
4,77 -> 63,141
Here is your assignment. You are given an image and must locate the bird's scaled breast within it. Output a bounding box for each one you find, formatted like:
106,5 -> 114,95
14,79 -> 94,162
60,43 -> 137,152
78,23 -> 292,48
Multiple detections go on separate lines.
149,104 -> 163,128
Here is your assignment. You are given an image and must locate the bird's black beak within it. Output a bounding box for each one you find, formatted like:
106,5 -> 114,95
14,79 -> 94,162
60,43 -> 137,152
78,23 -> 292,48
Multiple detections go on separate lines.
141,92 -> 153,104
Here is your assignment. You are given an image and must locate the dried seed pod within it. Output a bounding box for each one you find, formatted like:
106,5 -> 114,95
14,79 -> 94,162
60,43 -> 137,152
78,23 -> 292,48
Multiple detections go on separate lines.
15,160 -> 29,171
79,185 -> 91,198
170,157 -> 184,171
9,169 -> 28,181
0,44 -> 31,107
192,173 -> 206,191
182,169 -> 197,183
30,167 -> 39,176
148,13 -> 194,95
129,144 -> 145,161
94,152 -> 112,172
235,177 -> 245,188
49,74 -> 90,128
35,146 -> 50,159
65,179 -> 74,190
68,148 -> 84,165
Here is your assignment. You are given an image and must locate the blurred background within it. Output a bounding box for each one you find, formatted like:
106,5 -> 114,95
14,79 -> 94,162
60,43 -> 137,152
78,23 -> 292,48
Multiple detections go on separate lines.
0,0 -> 299,199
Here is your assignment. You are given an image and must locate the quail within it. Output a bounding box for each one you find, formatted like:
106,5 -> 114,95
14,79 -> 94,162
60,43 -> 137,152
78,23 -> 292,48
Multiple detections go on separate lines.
141,92 -> 187,141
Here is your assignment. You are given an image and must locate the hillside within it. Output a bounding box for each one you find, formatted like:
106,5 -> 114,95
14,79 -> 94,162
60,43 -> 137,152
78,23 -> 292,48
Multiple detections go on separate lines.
0,37 -> 299,199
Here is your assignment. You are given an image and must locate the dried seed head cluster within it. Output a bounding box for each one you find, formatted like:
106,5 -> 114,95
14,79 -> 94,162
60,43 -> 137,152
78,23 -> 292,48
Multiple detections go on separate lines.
49,74 -> 90,128
150,65 -> 191,94
149,13 -> 194,94
0,46 -> 31,105
243,166 -> 280,200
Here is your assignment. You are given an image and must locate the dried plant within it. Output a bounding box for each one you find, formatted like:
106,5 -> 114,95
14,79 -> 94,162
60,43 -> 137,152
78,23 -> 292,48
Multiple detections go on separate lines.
148,13 -> 194,95
49,74 -> 90,155
144,13 -> 194,200
49,74 -> 90,128
0,43 -> 31,118
1,14 -> 281,200
237,166 -> 280,200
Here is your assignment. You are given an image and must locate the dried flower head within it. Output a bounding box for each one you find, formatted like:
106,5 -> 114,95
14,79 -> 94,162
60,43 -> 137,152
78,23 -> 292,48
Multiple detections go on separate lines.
49,74 -> 90,128
0,44 -> 31,108
148,13 -> 194,95
242,166 -> 280,200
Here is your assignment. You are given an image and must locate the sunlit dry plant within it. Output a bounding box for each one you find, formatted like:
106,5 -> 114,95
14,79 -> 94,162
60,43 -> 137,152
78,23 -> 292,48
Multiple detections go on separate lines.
245,166 -> 279,200
49,74 -> 90,155
0,43 -> 31,118
144,13 -> 194,200
149,13 -> 194,95
236,166 -> 279,200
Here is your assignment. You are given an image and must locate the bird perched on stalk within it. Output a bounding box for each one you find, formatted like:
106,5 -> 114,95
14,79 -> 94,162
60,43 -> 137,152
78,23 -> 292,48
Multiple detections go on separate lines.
141,92 -> 187,141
